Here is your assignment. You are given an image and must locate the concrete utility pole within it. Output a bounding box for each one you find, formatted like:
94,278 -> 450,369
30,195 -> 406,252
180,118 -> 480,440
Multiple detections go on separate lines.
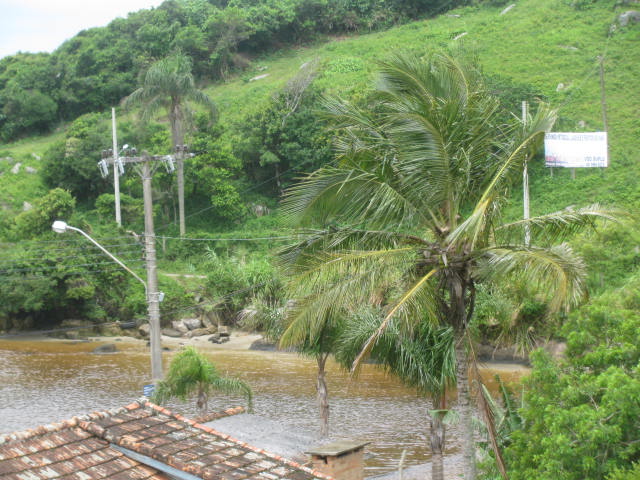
522,100 -> 531,247
112,108 -> 122,226
100,146 -> 190,383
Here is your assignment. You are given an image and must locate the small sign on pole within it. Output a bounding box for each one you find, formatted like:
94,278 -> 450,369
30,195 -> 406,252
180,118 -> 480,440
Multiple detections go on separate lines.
544,132 -> 608,168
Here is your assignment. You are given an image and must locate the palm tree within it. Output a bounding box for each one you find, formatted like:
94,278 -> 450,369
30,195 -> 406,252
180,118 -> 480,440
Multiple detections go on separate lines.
335,308 -> 455,480
152,346 -> 253,416
124,52 -> 217,236
279,52 -> 613,479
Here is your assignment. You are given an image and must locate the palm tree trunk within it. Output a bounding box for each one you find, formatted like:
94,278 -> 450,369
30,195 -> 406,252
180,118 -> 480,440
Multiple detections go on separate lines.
456,332 -> 477,480
430,396 -> 447,480
316,353 -> 330,437
170,100 -> 186,237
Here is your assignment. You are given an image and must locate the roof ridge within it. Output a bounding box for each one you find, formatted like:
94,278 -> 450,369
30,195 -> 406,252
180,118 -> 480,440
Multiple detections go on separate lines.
142,400 -> 334,480
0,401 -> 142,445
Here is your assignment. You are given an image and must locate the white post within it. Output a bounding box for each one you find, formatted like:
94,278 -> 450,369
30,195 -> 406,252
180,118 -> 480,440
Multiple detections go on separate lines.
522,101 -> 531,247
112,108 -> 122,226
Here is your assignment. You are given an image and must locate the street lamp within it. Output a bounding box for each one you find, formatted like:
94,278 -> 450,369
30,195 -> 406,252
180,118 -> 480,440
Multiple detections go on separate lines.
51,220 -> 163,382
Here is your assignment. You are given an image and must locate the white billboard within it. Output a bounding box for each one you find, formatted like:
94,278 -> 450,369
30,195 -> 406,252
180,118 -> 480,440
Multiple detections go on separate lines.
544,132 -> 608,168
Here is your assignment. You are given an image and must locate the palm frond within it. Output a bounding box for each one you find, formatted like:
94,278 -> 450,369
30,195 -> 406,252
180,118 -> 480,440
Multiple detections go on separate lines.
353,268 -> 439,370
478,244 -> 587,313
496,204 -> 619,245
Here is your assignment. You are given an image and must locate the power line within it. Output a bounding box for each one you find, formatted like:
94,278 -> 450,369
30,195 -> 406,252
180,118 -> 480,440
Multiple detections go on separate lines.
156,234 -> 297,242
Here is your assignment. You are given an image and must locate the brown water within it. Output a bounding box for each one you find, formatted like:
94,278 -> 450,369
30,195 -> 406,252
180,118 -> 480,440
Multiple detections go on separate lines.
0,338 -> 528,475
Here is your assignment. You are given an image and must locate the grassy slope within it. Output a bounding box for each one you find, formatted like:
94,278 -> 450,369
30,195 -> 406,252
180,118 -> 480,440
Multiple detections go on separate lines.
1,0 -> 637,269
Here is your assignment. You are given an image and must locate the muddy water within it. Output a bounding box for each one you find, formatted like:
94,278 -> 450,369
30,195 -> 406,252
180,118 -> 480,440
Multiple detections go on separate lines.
0,338 -> 527,475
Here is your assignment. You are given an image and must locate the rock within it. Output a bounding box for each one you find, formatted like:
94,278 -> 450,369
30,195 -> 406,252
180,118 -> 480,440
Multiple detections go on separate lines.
201,315 -> 214,328
161,328 -> 184,338
25,166 -> 37,174
185,326 -> 216,338
22,201 -> 33,211
500,4 -> 516,15
31,153 -> 41,160
182,318 -> 202,330
249,339 -> 277,351
218,325 -> 230,336
250,204 -> 270,217
556,82 -> 565,92
249,73 -> 269,82
11,163 -> 21,174
93,343 -> 117,354
618,10 -> 640,27
138,323 -> 150,337
578,120 -> 587,129
219,336 -> 230,343
171,320 -> 189,334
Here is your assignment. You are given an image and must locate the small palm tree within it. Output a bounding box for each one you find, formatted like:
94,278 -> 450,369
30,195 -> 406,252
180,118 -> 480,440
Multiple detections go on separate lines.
152,347 -> 253,415
123,52 -> 217,236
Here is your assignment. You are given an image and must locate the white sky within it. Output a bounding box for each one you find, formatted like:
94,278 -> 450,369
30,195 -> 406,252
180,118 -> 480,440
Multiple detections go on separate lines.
0,0 -> 166,60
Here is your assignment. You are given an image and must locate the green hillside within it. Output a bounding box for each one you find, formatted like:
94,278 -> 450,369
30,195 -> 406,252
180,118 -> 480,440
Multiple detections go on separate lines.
0,0 -> 638,315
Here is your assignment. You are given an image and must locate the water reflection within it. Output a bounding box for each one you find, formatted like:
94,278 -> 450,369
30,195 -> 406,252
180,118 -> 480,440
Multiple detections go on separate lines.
0,338 -> 528,475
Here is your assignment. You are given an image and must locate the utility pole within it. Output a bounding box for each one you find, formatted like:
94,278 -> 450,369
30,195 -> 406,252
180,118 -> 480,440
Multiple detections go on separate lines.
112,108 -> 122,226
522,100 -> 531,247
99,146 -> 190,383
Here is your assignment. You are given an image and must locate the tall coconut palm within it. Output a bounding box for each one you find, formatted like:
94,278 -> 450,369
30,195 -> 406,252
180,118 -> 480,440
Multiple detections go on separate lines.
335,309 -> 455,480
279,52 -> 613,479
124,52 -> 217,236
152,346 -> 253,416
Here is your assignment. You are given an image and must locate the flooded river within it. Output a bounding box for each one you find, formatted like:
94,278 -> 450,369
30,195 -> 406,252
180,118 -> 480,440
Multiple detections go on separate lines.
0,337 -> 528,475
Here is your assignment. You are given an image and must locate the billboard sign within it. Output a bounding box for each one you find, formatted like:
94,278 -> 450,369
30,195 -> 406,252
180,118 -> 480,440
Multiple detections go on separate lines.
544,132 -> 608,168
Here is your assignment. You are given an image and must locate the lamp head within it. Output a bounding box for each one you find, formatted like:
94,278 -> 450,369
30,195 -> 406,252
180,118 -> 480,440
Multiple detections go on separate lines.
52,220 -> 68,234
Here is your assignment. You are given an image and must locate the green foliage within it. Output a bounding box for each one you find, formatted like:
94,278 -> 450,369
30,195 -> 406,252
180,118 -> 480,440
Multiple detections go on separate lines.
336,309 -> 456,396
502,273 -> 640,480
152,346 -> 253,412
13,188 -> 75,238
95,193 -> 144,227
41,113 -> 112,201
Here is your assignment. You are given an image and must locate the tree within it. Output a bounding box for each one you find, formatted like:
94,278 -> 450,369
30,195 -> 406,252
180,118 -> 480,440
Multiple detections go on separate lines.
279,52 -> 612,479
153,346 -> 253,415
124,52 -> 217,236
335,309 -> 456,480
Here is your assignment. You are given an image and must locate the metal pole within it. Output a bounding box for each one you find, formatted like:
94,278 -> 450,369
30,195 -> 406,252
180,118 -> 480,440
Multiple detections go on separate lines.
522,101 -> 530,247
142,157 -> 163,382
64,225 -> 146,290
112,108 -> 122,226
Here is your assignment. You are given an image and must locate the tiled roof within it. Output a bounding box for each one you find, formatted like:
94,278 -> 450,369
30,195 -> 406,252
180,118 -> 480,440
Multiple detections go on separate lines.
0,400 -> 331,480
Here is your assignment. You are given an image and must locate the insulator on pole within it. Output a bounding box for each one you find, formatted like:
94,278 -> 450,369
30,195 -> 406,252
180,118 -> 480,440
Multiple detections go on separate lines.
163,156 -> 175,173
98,160 -> 109,178
116,158 -> 125,176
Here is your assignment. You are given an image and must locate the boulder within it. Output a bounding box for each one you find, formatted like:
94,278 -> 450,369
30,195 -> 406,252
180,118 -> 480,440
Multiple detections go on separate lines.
93,343 -> 117,354
218,325 -> 230,336
161,328 -> 183,338
185,326 -> 216,338
138,323 -> 150,337
618,10 -> 640,27
11,163 -> 21,174
171,320 -> 189,334
25,166 -> 37,174
182,318 -> 202,330
22,201 -> 33,211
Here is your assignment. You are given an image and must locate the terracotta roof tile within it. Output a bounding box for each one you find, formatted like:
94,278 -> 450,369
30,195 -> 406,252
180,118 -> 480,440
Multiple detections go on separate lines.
1,400 -> 331,480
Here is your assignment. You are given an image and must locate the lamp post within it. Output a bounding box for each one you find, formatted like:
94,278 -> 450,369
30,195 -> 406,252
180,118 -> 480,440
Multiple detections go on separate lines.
51,220 -> 163,382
